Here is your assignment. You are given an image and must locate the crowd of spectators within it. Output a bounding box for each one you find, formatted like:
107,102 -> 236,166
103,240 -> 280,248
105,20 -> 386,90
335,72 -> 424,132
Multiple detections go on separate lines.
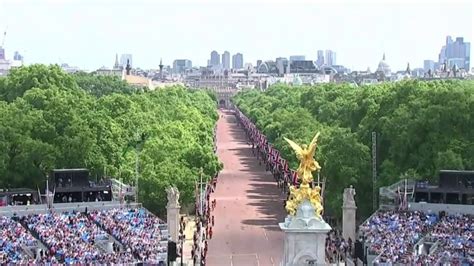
361,210 -> 473,265
425,214 -> 473,265
24,211 -> 134,264
90,208 -> 168,264
325,229 -> 351,263
360,210 -> 438,264
0,216 -> 37,264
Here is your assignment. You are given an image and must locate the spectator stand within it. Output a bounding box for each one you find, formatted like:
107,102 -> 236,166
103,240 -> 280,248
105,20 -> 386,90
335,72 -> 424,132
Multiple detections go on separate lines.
89,207 -> 169,264
0,216 -> 40,264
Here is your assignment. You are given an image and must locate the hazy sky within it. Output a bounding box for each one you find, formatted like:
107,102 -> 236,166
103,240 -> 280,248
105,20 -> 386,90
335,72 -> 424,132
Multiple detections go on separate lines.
0,0 -> 472,71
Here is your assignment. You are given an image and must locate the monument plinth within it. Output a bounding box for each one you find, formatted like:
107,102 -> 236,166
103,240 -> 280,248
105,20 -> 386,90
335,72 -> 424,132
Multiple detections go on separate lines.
166,186 -> 180,242
280,200 -> 331,266
280,132 -> 332,266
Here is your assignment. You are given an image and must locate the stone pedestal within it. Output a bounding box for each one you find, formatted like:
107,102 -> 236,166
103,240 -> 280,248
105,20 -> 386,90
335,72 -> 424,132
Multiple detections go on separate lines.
342,186 -> 357,243
342,205 -> 357,242
279,200 -> 331,266
166,187 -> 181,242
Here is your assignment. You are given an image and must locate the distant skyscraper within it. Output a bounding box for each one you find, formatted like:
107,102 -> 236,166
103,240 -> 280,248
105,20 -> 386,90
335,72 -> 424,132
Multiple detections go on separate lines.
438,36 -> 470,70
325,50 -> 336,66
289,55 -> 305,62
120,54 -> 133,68
316,50 -> 325,67
173,59 -> 192,73
423,60 -> 435,73
210,51 -> 220,67
0,47 -> 5,60
222,51 -> 230,70
232,53 -> 244,69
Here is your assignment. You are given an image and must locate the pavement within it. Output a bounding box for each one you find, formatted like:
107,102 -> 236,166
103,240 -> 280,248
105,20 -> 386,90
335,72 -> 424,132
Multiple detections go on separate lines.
206,109 -> 287,266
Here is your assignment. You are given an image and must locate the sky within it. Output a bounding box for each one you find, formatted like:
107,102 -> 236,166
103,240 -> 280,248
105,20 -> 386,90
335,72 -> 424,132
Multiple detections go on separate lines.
0,0 -> 472,71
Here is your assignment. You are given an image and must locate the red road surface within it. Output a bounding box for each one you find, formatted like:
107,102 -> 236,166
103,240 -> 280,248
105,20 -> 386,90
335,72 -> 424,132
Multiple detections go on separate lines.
207,110 -> 286,266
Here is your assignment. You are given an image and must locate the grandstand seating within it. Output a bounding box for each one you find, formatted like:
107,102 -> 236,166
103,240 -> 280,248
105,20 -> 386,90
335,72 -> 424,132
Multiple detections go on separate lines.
89,208 -> 169,263
0,207 -> 168,264
0,216 -> 37,264
359,210 -> 473,265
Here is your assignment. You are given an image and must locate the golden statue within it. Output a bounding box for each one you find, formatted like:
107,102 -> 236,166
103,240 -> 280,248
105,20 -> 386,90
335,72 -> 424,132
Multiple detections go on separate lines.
284,132 -> 324,218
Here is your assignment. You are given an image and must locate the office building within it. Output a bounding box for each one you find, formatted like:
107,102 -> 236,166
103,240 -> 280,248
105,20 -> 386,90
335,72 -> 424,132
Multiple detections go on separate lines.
316,50 -> 325,67
289,55 -> 305,62
173,59 -> 192,73
275,57 -> 289,75
423,60 -> 435,73
0,47 -> 5,60
120,54 -> 133,68
222,51 -> 230,70
232,53 -> 244,69
325,50 -> 336,66
438,36 -> 470,70
210,51 -> 220,67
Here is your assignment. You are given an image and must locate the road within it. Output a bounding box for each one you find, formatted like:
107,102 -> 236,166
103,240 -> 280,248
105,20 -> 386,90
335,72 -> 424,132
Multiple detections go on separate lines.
207,109 -> 286,266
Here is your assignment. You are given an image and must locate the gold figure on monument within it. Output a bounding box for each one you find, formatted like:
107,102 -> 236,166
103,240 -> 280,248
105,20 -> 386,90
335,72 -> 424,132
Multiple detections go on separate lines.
284,132 -> 324,218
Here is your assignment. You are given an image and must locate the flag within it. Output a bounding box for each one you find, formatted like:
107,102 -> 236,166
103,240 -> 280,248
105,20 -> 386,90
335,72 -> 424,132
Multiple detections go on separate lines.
291,170 -> 298,185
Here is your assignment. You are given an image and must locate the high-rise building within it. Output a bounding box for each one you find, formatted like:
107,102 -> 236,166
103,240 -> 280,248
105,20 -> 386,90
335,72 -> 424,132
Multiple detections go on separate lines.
275,57 -> 289,75
210,51 -> 220,67
222,51 -> 230,70
232,53 -> 244,69
120,54 -> 133,68
173,59 -> 192,73
316,50 -> 325,67
438,36 -> 470,70
325,50 -> 336,66
289,55 -> 305,62
423,60 -> 435,73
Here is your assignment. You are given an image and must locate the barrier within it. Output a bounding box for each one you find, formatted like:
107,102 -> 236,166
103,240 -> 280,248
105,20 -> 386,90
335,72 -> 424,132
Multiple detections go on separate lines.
0,201 -> 142,216
409,202 -> 474,215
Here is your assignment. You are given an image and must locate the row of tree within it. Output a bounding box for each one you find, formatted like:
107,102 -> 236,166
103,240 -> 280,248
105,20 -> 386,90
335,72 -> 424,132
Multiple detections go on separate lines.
0,65 -> 222,214
233,80 -> 474,220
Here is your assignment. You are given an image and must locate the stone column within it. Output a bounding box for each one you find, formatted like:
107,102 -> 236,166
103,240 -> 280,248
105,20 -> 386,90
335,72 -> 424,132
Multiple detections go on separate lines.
166,187 -> 181,242
342,186 -> 357,243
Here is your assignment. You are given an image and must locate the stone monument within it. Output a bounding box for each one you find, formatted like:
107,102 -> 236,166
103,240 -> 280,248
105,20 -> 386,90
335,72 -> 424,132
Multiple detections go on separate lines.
342,185 -> 357,244
279,132 -> 331,266
166,186 -> 180,242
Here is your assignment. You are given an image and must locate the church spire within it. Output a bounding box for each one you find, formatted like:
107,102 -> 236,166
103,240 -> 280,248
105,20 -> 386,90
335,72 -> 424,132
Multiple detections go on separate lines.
406,62 -> 411,74
382,53 -> 386,61
114,53 -> 120,69
159,58 -> 164,80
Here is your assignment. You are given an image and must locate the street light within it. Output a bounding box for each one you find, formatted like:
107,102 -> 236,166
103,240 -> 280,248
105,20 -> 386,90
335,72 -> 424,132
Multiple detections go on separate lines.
179,217 -> 185,266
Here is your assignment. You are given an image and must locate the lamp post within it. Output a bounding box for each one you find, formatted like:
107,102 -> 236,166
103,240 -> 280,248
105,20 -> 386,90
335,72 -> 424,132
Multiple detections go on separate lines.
179,217 -> 185,266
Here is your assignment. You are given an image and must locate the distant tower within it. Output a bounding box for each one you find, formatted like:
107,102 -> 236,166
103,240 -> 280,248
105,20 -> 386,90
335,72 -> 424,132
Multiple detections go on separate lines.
114,53 -> 120,69
406,62 -> 411,74
126,59 -> 131,75
159,58 -> 164,80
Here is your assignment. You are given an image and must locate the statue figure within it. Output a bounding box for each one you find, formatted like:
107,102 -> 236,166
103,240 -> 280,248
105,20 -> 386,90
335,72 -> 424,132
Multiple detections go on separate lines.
284,132 -> 321,185
284,132 -> 324,218
166,186 -> 180,206
343,185 -> 356,206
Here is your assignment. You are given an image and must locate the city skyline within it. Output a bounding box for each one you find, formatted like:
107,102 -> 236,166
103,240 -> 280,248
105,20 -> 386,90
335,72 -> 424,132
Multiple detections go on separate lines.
0,0 -> 472,71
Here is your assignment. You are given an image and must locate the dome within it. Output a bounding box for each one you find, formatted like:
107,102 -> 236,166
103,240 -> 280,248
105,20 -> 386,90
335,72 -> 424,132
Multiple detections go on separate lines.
376,53 -> 391,76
